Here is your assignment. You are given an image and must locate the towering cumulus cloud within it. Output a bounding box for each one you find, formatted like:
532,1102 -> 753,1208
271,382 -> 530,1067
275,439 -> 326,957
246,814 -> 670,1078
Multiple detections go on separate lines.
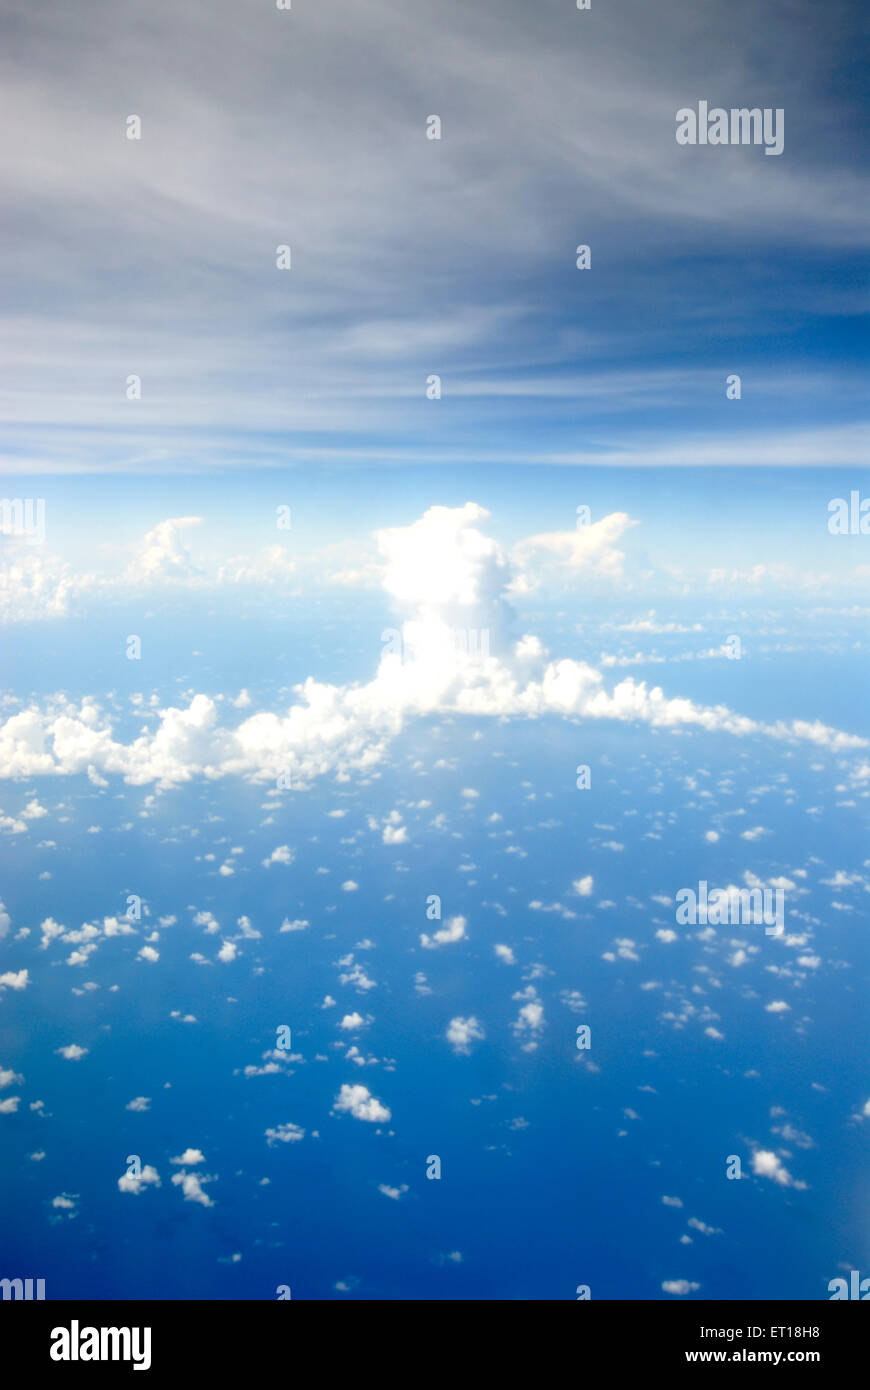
0,504 -> 864,788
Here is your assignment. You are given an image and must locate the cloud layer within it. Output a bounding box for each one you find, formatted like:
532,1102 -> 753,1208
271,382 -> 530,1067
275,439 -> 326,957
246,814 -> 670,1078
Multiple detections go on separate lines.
0,504 -> 864,787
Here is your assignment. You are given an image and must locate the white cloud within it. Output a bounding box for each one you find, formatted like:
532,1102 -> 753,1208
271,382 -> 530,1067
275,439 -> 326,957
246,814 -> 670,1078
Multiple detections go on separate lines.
687,1217 -> 721,1236
494,944 -> 515,964
662,1279 -> 700,1295
0,506 -> 865,796
446,1016 -> 485,1054
513,1001 -> 544,1040
125,1096 -> 151,1112
118,1164 -> 161,1195
512,512 -> 638,586
261,844 -> 294,868
751,1149 -> 805,1189
0,969 -> 29,990
129,517 -> 204,583
420,915 -> 467,950
55,1043 -> 88,1060
171,1169 -> 216,1207
382,823 -> 407,844
338,958 -> 376,992
265,1123 -> 305,1145
170,1147 -> 205,1165
332,1083 -> 390,1123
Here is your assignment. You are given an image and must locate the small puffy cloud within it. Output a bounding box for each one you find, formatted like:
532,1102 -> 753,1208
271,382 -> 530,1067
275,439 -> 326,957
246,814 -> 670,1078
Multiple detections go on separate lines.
341,881 -> 359,892
661,1195 -> 683,1208
705,830 -> 720,843
171,1170 -> 215,1207
102,916 -> 135,938
170,1147 -> 205,1166
662,1279 -> 700,1296
138,945 -> 159,963
572,875 -> 594,897
217,940 -> 237,963
125,1096 -> 151,1112
512,1002 -> 544,1040
446,1016 -> 485,1054
741,826 -> 769,841
41,918 -> 67,948
55,1043 -> 88,1060
765,1000 -> 790,1013
118,1164 -> 161,1195
0,969 -> 29,990
421,915 -> 467,950
0,1067 -> 24,1089
382,824 -> 407,845
52,1193 -> 79,1212
0,1096 -> 21,1114
378,1183 -> 409,1200
751,1149 -> 805,1188
332,1084 -> 391,1123
339,958 -> 376,991
494,944 -> 515,964
265,1123 -> 305,1145
262,845 -> 294,868
338,1013 -> 366,1031
280,918 -> 309,933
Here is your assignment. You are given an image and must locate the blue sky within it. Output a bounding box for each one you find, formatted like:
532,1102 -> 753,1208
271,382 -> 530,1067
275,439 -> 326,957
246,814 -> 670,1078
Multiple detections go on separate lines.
1,0 -> 869,1304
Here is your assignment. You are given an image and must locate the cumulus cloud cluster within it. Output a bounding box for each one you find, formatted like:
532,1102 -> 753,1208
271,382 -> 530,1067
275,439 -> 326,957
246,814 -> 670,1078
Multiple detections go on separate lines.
0,504 -> 864,789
